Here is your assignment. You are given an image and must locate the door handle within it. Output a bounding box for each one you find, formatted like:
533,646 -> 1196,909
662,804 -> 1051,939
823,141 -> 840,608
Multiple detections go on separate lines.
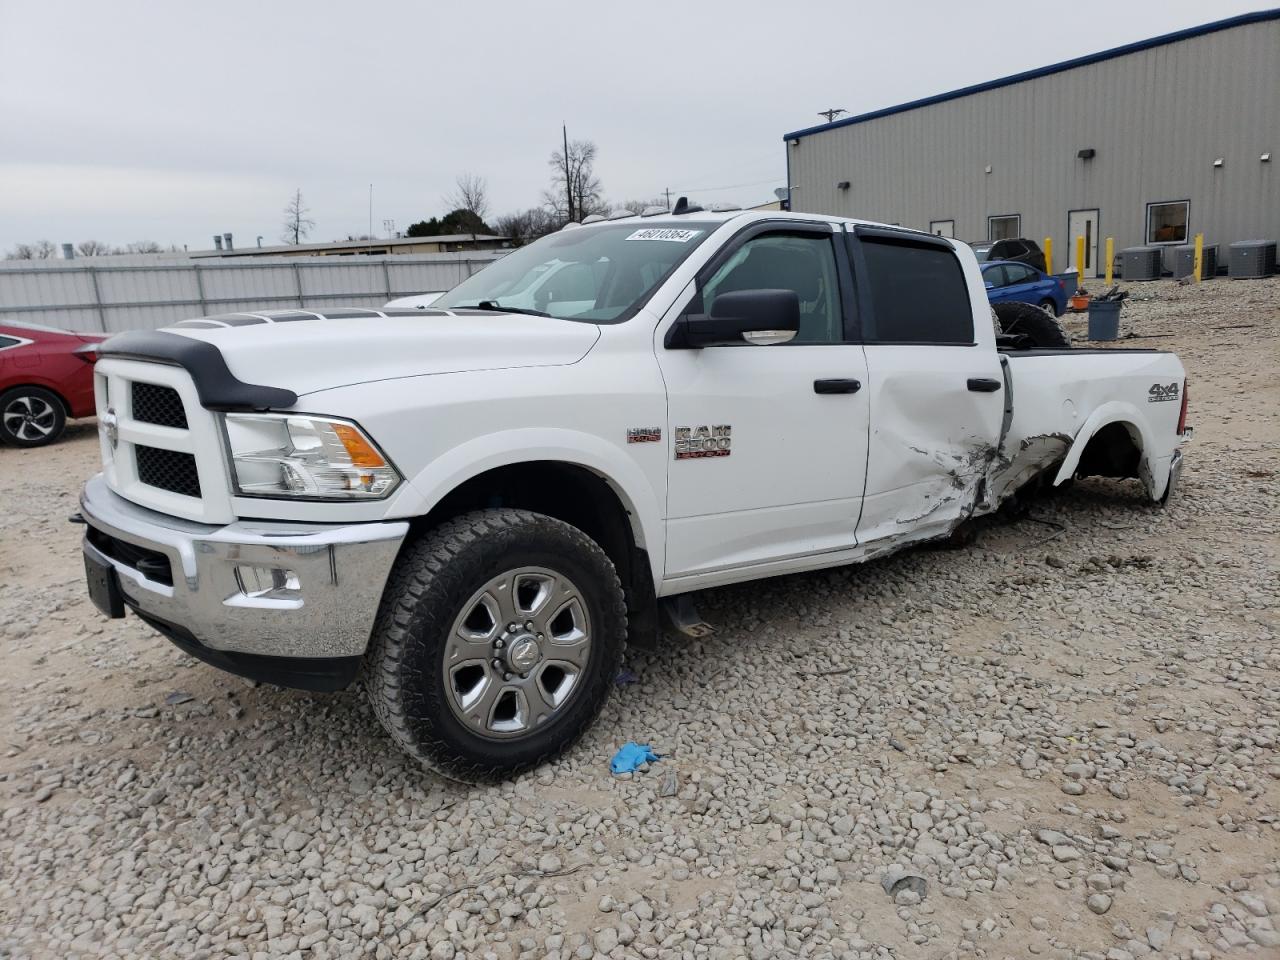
967,377 -> 1002,392
813,378 -> 862,394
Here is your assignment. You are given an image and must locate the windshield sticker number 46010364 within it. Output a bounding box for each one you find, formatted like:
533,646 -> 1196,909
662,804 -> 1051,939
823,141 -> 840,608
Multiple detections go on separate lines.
625,228 -> 702,243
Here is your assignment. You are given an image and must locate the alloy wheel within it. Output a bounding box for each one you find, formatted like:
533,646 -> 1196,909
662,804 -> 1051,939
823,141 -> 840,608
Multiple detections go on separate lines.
443,566 -> 591,740
3,395 -> 57,442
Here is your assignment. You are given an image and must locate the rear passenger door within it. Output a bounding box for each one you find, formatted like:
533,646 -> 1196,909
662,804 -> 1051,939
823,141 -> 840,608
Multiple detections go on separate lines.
847,227 -> 1005,544
1002,263 -> 1039,303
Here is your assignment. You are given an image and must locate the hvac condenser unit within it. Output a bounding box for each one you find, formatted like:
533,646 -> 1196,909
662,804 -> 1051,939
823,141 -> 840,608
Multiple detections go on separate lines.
1121,246 -> 1162,281
1173,244 -> 1218,280
1228,239 -> 1277,279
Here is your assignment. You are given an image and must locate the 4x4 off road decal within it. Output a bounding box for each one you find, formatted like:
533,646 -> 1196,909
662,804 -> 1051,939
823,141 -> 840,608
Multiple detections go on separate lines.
626,427 -> 661,443
1148,382 -> 1180,402
674,424 -> 731,459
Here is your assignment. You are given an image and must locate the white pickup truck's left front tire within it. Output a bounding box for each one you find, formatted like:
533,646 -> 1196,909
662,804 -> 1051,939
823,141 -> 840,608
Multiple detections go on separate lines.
364,508 -> 627,781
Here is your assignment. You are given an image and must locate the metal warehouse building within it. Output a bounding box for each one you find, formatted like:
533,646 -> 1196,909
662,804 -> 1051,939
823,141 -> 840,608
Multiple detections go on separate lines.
783,9 -> 1279,277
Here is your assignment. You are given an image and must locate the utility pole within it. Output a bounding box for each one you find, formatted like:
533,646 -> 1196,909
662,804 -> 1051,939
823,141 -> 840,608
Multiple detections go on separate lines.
562,124 -> 574,223
818,108 -> 848,123
663,188 -> 672,210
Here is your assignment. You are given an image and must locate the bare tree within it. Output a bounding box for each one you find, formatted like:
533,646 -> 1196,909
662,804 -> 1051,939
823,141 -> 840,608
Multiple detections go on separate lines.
544,139 -> 605,223
122,241 -> 162,254
444,174 -> 489,221
5,240 -> 57,260
76,240 -> 112,256
492,207 -> 559,247
616,198 -> 668,215
281,188 -> 315,245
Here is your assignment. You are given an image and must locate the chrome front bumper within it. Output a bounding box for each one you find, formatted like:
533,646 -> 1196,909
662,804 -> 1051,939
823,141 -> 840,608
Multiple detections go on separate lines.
80,474 -> 408,660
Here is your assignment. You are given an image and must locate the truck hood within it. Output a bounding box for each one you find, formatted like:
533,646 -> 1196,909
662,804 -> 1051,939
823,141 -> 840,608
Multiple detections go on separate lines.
151,308 -> 601,396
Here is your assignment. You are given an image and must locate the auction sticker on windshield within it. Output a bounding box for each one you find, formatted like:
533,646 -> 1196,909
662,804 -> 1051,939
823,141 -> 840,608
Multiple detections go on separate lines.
625,228 -> 703,243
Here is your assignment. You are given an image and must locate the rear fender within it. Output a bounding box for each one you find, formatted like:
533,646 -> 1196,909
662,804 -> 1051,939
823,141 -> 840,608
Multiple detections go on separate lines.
1053,401 -> 1162,499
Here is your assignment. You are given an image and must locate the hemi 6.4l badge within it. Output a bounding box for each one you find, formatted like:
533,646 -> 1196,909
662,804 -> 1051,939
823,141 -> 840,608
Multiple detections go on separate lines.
627,427 -> 661,443
674,424 -> 731,459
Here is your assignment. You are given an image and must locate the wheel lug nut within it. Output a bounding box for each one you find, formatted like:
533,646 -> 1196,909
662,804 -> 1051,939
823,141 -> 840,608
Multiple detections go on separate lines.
524,621 -> 533,630
494,639 -> 504,648
504,672 -> 513,681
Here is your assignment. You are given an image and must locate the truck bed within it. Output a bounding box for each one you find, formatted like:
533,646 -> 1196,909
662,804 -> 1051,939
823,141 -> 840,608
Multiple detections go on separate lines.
987,347 -> 1187,506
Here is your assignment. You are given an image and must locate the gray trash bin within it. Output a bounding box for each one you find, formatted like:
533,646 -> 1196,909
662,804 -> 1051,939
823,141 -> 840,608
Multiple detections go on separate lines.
1088,300 -> 1121,341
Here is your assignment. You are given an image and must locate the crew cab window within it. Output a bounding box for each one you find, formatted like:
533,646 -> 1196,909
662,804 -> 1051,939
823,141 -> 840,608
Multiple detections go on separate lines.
860,238 -> 974,344
701,233 -> 842,343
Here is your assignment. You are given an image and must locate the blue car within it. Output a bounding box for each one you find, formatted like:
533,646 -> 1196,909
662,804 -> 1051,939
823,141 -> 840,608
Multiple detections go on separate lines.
981,260 -> 1067,317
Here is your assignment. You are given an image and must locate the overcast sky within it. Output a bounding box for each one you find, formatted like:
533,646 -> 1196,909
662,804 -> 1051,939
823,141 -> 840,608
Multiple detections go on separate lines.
1,0 -> 1271,253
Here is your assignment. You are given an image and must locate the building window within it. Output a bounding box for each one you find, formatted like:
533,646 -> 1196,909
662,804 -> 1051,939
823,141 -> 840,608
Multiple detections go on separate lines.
1146,201 -> 1189,244
988,215 -> 1021,241
929,220 -> 955,238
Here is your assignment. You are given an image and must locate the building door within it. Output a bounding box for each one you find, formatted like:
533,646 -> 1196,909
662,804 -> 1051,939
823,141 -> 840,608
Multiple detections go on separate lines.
1067,209 -> 1099,278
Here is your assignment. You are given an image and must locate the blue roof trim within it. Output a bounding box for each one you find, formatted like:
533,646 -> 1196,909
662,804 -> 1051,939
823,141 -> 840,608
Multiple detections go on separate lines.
783,8 -> 1280,141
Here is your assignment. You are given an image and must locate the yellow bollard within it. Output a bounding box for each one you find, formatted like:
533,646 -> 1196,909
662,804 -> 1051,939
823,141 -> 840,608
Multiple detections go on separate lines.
1076,235 -> 1086,290
1044,237 -> 1053,276
1193,233 -> 1204,282
1105,237 -> 1114,287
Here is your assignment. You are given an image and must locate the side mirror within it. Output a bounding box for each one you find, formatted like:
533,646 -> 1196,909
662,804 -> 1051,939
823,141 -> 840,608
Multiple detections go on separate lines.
671,288 -> 801,348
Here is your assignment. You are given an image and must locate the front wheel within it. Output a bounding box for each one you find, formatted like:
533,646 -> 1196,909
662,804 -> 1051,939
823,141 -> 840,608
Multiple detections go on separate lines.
364,509 -> 627,780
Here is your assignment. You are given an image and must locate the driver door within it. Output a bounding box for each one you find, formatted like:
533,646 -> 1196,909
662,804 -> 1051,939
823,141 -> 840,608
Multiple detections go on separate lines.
657,222 -> 871,581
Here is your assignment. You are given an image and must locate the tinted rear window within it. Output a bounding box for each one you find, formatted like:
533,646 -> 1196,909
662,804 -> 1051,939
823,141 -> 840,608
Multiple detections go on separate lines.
861,239 -> 974,344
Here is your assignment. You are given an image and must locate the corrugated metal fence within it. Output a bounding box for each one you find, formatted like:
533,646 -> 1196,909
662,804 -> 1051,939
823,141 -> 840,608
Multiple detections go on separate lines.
0,251 -> 507,333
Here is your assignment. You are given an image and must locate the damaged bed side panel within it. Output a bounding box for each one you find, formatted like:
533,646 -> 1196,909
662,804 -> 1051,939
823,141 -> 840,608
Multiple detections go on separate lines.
992,351 -> 1186,504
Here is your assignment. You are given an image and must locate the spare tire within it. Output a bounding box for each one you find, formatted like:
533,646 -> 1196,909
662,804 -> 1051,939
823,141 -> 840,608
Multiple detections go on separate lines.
993,301 -> 1071,350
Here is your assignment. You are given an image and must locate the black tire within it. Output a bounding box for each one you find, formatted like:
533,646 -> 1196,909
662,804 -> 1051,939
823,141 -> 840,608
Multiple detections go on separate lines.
364,508 -> 627,781
0,386 -> 67,447
994,301 -> 1071,350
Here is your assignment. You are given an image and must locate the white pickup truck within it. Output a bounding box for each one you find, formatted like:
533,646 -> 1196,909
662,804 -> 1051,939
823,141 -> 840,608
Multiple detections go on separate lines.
79,209 -> 1190,779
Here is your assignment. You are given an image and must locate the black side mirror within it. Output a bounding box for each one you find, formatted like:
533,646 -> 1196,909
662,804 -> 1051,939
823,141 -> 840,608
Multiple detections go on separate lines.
669,288 -> 801,348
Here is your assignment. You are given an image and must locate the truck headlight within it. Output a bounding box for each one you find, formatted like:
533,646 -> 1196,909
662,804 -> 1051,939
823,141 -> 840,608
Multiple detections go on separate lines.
223,413 -> 400,499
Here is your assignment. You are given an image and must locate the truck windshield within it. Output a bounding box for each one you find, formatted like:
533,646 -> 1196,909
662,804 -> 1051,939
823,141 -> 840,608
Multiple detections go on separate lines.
434,222 -> 717,323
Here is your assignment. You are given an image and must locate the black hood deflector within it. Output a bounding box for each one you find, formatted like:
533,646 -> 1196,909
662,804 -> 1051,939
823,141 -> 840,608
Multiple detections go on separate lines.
99,330 -> 298,411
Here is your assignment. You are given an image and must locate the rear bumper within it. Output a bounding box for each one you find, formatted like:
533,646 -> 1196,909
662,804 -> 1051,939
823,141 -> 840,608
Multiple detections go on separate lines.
1162,446 -> 1186,502
80,473 -> 408,665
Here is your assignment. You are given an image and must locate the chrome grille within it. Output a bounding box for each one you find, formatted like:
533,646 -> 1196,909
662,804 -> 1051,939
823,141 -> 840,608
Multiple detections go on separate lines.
136,446 -> 202,498
131,382 -> 187,428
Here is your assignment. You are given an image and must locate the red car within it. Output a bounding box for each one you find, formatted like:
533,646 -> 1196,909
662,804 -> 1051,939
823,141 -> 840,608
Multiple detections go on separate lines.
0,322 -> 106,447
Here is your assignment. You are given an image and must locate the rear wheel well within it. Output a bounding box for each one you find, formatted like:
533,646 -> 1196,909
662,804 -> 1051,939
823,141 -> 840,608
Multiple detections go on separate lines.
1075,422 -> 1142,479
410,462 -> 657,642
1,383 -> 71,415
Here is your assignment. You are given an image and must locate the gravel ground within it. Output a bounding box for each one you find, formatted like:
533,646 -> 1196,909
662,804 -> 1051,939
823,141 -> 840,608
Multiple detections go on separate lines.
1,278 -> 1277,960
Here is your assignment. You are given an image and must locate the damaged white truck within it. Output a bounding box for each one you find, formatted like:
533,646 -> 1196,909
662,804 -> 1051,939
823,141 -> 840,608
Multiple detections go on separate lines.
79,208 -> 1191,778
